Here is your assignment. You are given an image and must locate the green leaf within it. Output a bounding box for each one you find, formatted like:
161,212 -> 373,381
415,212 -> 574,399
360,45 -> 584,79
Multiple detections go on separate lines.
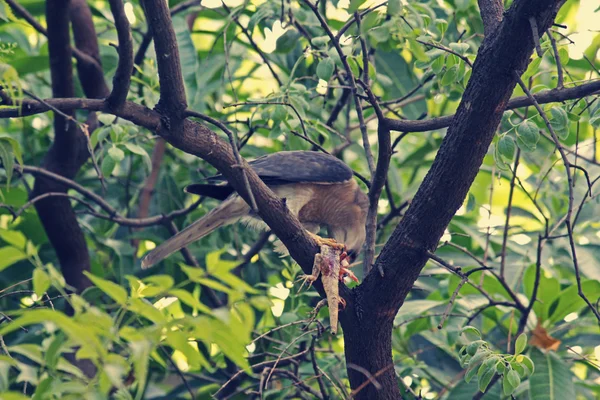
461,326 -> 481,342
0,247 -> 27,271
369,25 -> 391,43
348,0 -> 367,13
589,107 -> 600,128
549,107 -> 569,137
0,135 -> 23,165
0,141 -> 14,187
441,65 -> 458,86
478,364 -> 496,393
316,58 -> 335,81
519,354 -> 535,376
514,333 -> 527,355
523,57 -> 542,79
165,330 -> 210,370
101,155 -> 117,177
311,35 -> 329,48
431,55 -> 445,74
516,121 -> 540,151
275,30 -> 301,53
435,19 -> 448,37
387,0 -> 402,15
84,272 -> 128,305
503,370 -> 516,396
549,279 -> 600,323
0,229 -> 26,249
455,0 -> 470,11
558,47 -> 569,65
348,56 -> 361,78
529,348 -> 575,400
108,145 -> 125,162
90,126 -> 110,149
128,298 -> 166,324
129,339 -> 152,399
32,268 -> 50,297
507,368 -> 520,388
0,310 -> 106,359
197,278 -> 232,294
498,135 -> 515,161
0,0 -> 16,22
124,143 -> 151,171
168,289 -> 212,314
449,42 -> 469,55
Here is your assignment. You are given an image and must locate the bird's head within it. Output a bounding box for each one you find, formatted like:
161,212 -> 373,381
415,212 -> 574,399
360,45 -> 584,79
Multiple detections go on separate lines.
334,186 -> 369,263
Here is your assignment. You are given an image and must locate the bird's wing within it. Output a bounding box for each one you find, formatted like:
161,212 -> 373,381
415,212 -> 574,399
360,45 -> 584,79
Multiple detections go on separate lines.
201,151 -> 353,185
141,196 -> 250,269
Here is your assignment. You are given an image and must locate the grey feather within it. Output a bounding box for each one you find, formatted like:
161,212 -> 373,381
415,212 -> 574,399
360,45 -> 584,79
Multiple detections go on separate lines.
204,151 -> 353,186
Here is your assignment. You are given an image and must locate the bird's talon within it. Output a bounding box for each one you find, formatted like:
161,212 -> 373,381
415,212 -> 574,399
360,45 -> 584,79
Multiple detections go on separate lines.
339,298 -> 347,310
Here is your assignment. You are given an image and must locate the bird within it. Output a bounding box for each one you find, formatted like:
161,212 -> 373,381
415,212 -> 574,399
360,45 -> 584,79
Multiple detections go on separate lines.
141,151 -> 369,277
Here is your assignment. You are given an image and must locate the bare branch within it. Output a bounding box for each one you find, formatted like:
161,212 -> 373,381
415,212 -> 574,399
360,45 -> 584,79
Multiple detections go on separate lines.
106,0 -> 134,108
384,80 -> 600,132
477,0 -> 503,36
144,0 -> 188,118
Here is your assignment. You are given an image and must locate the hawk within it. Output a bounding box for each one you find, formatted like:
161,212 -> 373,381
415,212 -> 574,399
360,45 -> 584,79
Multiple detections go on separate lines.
141,151 -> 369,277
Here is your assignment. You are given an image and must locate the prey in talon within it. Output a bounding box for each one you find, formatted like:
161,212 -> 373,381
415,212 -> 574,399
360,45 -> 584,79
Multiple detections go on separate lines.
298,245 -> 359,334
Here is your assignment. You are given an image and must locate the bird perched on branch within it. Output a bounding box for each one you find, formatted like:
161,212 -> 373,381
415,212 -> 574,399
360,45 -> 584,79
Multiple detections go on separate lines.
141,151 -> 368,279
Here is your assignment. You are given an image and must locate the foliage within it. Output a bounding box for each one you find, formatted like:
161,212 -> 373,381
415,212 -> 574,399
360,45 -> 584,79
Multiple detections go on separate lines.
0,0 -> 599,399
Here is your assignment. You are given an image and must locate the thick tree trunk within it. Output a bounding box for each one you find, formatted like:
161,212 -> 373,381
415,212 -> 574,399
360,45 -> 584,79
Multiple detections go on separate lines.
343,318 -> 397,399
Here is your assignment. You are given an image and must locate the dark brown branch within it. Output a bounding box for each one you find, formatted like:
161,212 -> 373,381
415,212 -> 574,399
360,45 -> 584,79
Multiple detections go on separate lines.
145,0 -> 188,119
384,80 -> 600,132
107,0 -> 134,108
70,0 -> 110,99
33,0 -> 93,292
477,0 -> 503,36
546,29 -> 564,88
358,81 -> 390,276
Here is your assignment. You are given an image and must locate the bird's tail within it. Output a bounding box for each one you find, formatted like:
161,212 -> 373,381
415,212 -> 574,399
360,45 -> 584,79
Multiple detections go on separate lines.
141,196 -> 249,269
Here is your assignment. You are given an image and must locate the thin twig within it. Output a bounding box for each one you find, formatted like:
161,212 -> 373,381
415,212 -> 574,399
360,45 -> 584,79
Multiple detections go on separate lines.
546,29 -> 564,89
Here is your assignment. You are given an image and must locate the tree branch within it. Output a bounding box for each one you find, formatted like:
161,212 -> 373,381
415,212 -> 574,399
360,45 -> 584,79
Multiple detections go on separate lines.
384,80 -> 600,132
477,0 -> 504,36
144,0 -> 188,119
106,0 -> 134,108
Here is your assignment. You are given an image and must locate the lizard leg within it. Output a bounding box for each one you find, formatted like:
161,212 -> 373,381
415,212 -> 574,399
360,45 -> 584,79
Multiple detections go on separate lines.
296,274 -> 318,293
